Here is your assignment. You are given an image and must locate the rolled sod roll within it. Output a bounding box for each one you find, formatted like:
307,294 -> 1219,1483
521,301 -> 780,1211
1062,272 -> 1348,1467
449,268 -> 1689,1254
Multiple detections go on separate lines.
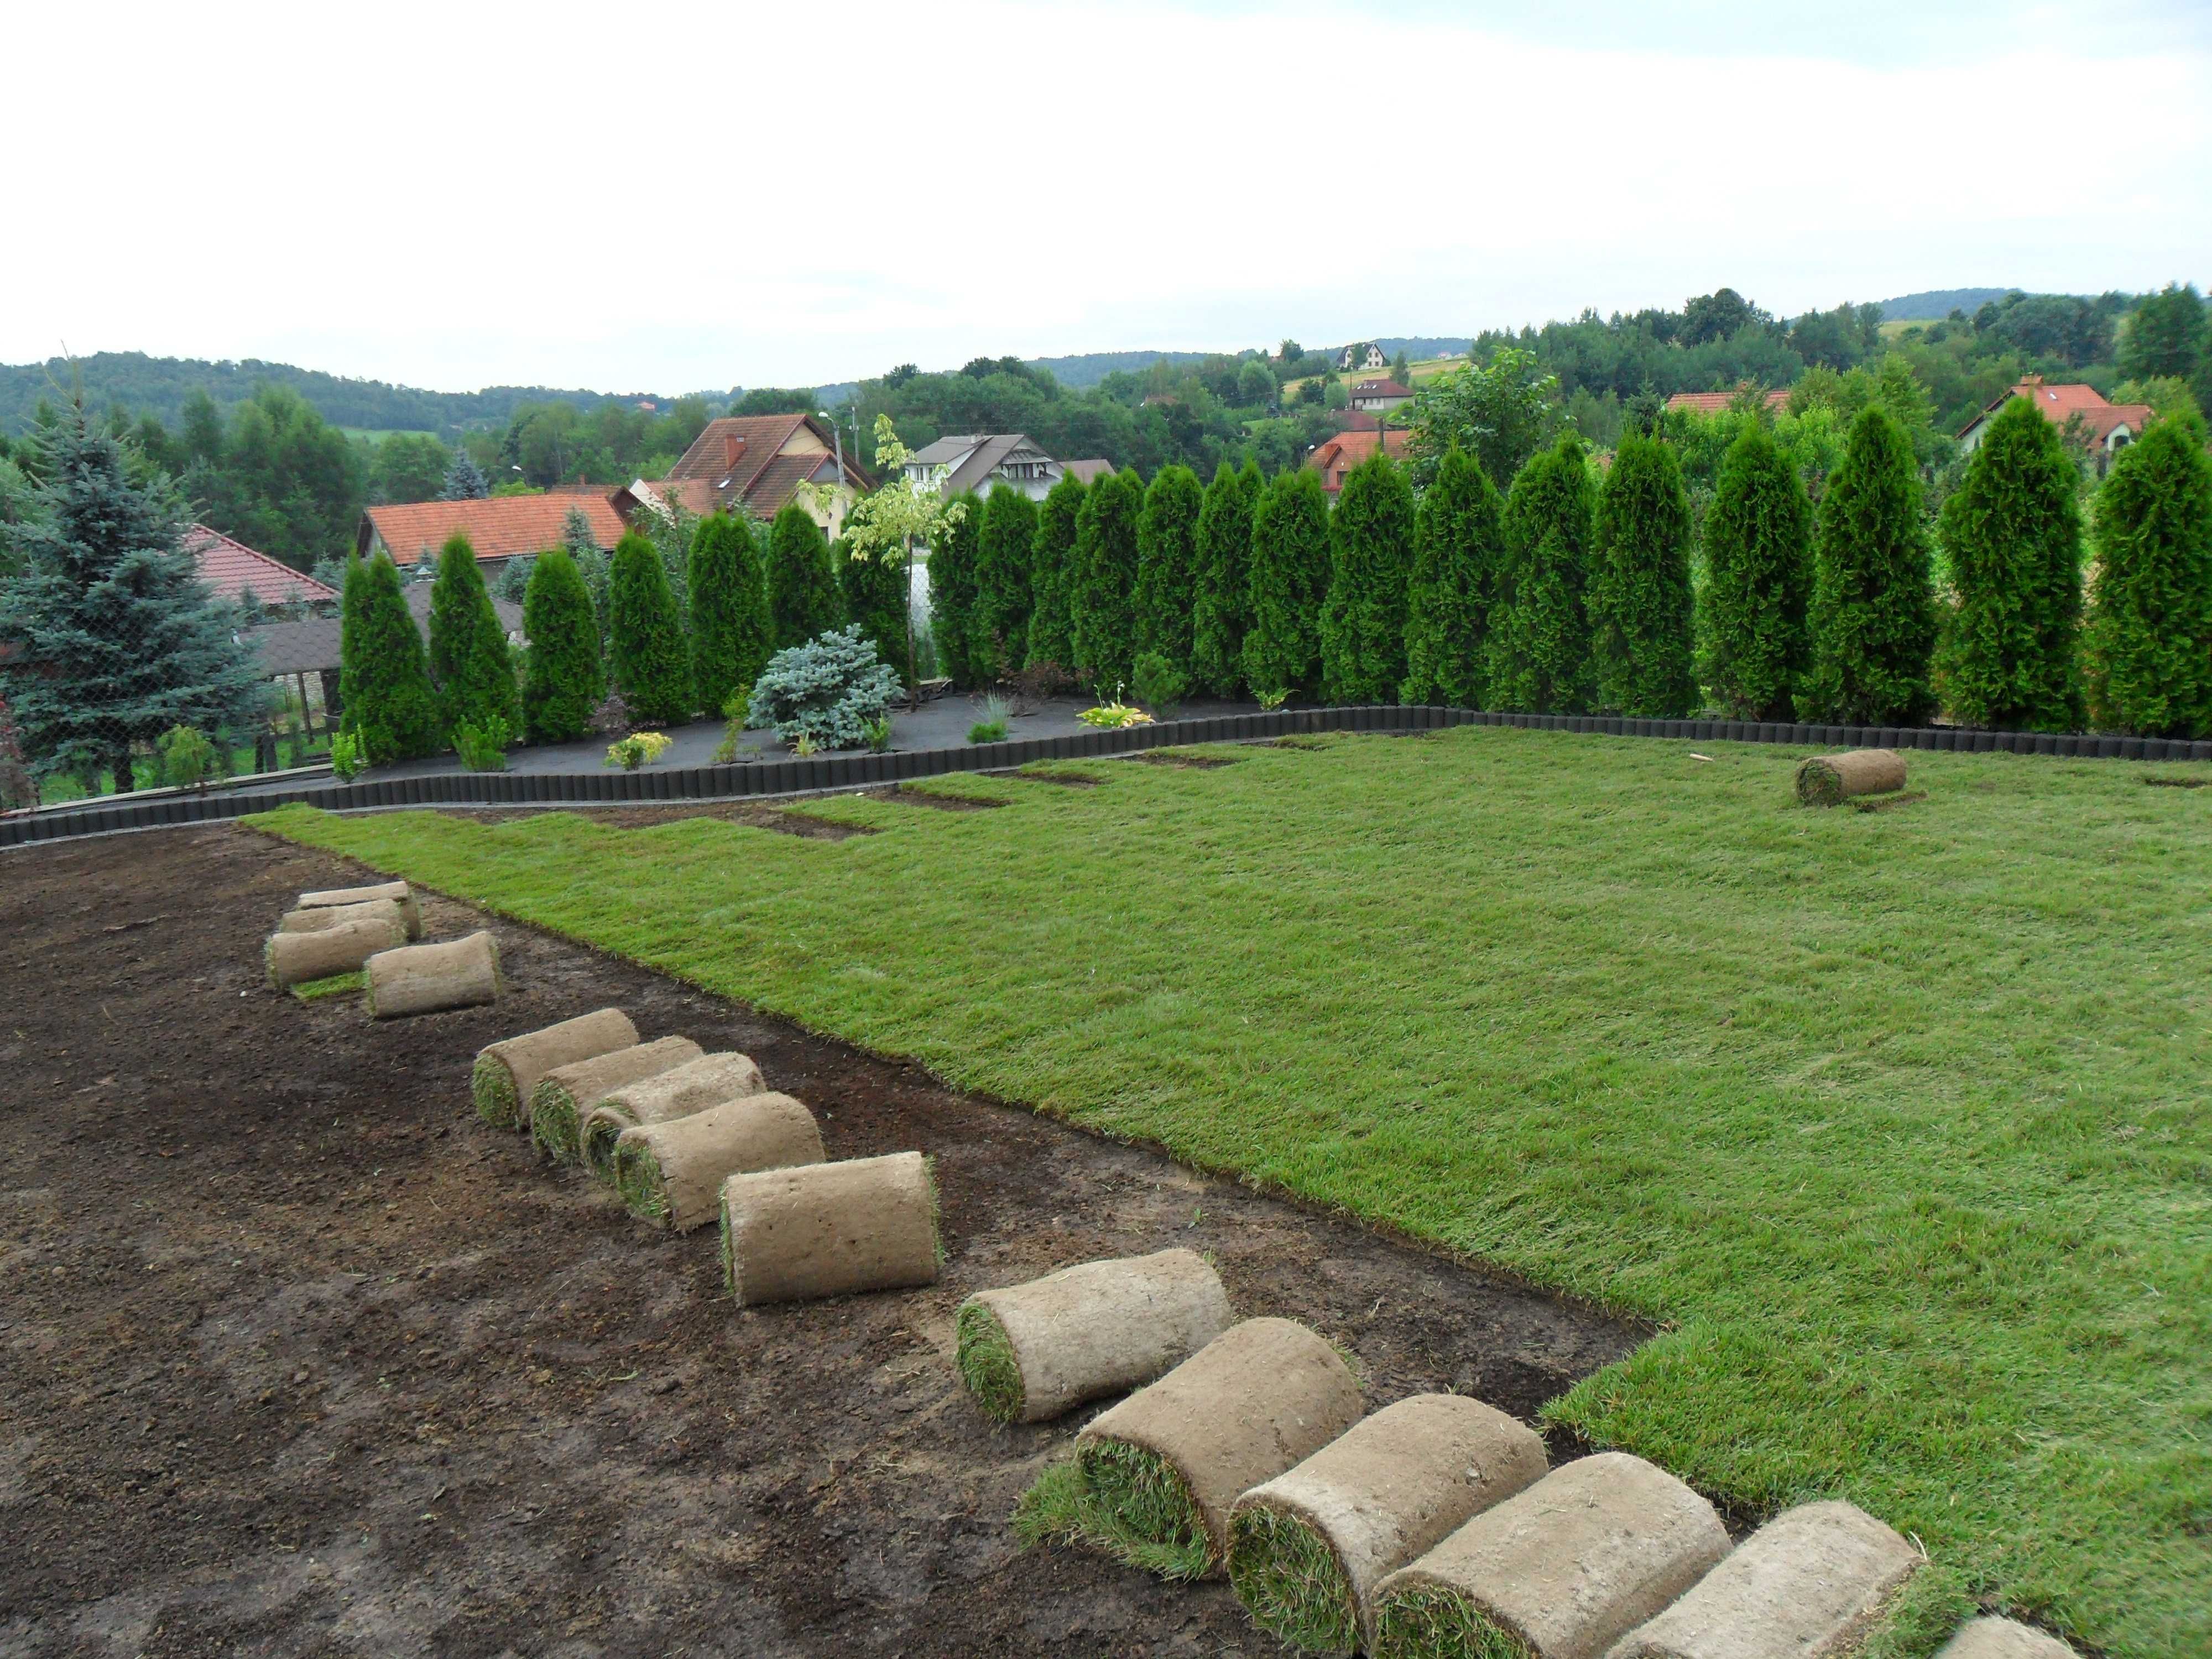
1794,748 -> 1906,806
1933,1618 -> 2079,1659
956,1248 -> 1232,1424
265,913 -> 406,989
1074,1317 -> 1364,1578
526,1035 -> 703,1162
718,1150 -> 940,1306
1613,1500 -> 1916,1659
278,897 -> 413,940
364,931 -> 501,1020
1229,1394 -> 1548,1655
581,1050 -> 768,1178
472,1008 -> 640,1129
295,880 -> 421,937
613,1091 -> 823,1230
1370,1452 -> 1729,1659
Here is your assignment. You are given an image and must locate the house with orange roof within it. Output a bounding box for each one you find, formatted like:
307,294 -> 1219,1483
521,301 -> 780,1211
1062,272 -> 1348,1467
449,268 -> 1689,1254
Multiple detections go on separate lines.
1665,388 -> 1791,417
656,414 -> 874,537
1958,374 -> 2153,469
1306,427 -> 1412,495
185,525 -> 338,611
354,492 -> 630,573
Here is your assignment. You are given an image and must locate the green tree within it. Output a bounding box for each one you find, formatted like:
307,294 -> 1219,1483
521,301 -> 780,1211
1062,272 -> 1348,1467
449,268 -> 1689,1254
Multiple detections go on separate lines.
1401,346 -> 1561,489
1134,464 -> 1204,675
1320,450 -> 1417,701
766,504 -> 841,650
972,486 -> 1040,681
1026,474 -> 1086,671
1935,395 -> 2085,732
1401,447 -> 1504,707
371,432 -> 452,504
1071,468 -> 1144,691
687,511 -> 770,717
2120,283 -> 2208,384
188,385 -> 365,571
1701,422 -> 1815,721
2082,417 -> 2212,736
440,446 -> 491,500
426,533 -> 520,737
607,529 -> 693,724
1803,406 -> 1938,725
1486,436 -> 1597,713
928,491 -> 984,685
520,547 -> 603,744
1240,467 -> 1333,698
1589,431 -> 1697,717
341,552 -> 442,762
1190,461 -> 1261,696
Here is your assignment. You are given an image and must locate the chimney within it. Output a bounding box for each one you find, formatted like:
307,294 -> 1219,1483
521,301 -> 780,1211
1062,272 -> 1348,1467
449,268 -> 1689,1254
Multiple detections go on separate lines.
2020,373 -> 2043,389
723,433 -> 745,470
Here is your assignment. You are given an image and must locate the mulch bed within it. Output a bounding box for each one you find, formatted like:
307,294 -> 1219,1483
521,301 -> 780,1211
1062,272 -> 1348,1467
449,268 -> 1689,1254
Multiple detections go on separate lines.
0,823 -> 1640,1657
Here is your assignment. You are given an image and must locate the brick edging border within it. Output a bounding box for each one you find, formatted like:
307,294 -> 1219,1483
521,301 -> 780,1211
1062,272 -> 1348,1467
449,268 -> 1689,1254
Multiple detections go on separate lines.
6,706 -> 2208,849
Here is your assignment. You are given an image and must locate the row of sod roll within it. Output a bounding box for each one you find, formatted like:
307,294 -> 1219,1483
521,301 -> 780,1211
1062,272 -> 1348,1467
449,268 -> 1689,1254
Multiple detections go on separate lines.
263,878 -> 499,1018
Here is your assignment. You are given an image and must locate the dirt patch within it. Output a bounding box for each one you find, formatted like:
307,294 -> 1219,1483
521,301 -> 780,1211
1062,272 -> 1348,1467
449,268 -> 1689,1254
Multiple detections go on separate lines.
987,769 -> 1101,788
881,785 -> 1006,811
0,826 -> 1641,1658
435,801 -> 877,838
1851,791 -> 1930,815
2144,775 -> 2209,789
1125,753 -> 1238,770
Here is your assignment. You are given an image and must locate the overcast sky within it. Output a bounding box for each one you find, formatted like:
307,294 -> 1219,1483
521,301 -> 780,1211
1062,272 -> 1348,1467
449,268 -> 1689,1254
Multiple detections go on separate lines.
6,1 -> 2207,394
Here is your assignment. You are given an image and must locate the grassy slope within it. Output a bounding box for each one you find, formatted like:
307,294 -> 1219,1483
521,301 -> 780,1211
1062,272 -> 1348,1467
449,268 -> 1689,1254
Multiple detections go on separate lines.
250,731 -> 2210,1657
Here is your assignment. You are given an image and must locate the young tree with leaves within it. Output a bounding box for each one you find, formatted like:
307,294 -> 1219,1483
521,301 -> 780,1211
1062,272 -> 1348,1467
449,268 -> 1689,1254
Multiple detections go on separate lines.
1802,406 -> 1938,725
1026,473 -> 1086,671
1190,461 -> 1261,696
1401,447 -> 1504,706
839,416 -> 968,698
427,533 -> 521,737
2082,415 -> 2212,737
766,504 -> 841,651
440,446 -> 491,500
687,511 -> 771,717
1321,450 -> 1416,701
607,530 -> 693,724
1486,436 -> 1597,713
520,547 -> 603,744
1240,467 -> 1333,699
1401,346 -> 1560,489
972,486 -> 1040,681
1134,464 -> 1204,676
1934,395 -> 2085,732
1701,422 -> 1815,720
341,551 -> 442,762
927,491 -> 984,685
2120,282 -> 2208,385
1071,468 -> 1144,691
1589,430 -> 1697,717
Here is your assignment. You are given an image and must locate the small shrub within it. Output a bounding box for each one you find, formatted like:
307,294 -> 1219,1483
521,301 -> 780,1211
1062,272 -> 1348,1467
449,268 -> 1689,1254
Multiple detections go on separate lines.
589,691 -> 633,737
861,715 -> 894,753
1008,659 -> 1072,714
745,624 -> 901,750
708,684 -> 758,765
454,718 -> 512,772
329,729 -> 367,780
1131,650 -> 1187,713
157,725 -> 222,790
1078,700 -> 1155,729
968,719 -> 1008,743
1256,687 -> 1290,712
792,733 -> 820,758
604,731 -> 673,770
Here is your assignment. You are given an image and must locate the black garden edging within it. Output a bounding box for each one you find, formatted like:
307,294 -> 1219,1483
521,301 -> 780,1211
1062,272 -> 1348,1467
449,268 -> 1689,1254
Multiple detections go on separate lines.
6,706 -> 2209,850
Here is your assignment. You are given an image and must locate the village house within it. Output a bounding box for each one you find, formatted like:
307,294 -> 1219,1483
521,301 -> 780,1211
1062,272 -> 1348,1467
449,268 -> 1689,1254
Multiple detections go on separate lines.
1348,378 -> 1414,414
1665,388 -> 1792,417
1306,427 -> 1412,495
356,490 -> 628,575
900,434 -> 1088,502
1337,341 -> 1387,373
653,414 -> 874,535
186,525 -> 338,613
1957,374 -> 2153,469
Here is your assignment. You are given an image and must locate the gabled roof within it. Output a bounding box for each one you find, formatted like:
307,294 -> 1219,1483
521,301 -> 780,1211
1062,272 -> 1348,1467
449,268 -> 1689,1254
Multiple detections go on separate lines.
185,525 -> 338,606
1349,378 -> 1413,399
1307,427 -> 1411,489
359,493 -> 628,566
1666,388 -> 1791,416
1958,377 -> 2153,444
905,433 -> 1054,497
662,414 -> 874,517
1062,458 -> 1114,485
248,584 -> 525,677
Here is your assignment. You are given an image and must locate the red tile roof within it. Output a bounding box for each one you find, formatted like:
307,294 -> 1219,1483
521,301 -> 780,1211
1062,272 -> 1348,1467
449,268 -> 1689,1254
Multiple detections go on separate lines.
1666,388 -> 1791,415
185,525 -> 338,606
358,493 -> 629,566
662,415 -> 873,515
1306,428 -> 1412,492
1960,376 -> 2153,445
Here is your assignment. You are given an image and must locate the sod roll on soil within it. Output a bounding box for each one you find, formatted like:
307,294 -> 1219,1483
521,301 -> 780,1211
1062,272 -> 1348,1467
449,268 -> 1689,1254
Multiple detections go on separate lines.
1612,1500 -> 1916,1659
472,1008 -> 640,1130
718,1150 -> 940,1307
613,1091 -> 823,1230
1370,1452 -> 1729,1659
276,897 -> 413,939
526,1036 -> 703,1162
294,880 -> 421,938
1228,1394 -> 1548,1655
1794,749 -> 1907,806
264,914 -> 407,989
1933,1618 -> 2079,1659
1072,1317 -> 1365,1579
956,1248 -> 1232,1424
363,931 -> 501,1020
581,1051 -> 768,1178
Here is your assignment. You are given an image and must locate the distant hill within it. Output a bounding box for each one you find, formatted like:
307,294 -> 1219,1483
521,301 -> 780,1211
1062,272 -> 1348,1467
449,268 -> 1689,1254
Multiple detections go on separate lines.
1025,350 -> 1218,389
1875,289 -> 2013,321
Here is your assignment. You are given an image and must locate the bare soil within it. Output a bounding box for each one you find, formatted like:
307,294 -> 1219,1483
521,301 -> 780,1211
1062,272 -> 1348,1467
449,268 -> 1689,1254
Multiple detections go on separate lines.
0,823 -> 1640,1658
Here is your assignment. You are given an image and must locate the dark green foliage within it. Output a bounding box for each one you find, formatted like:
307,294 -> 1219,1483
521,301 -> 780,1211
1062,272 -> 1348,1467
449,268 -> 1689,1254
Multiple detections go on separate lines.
1131,650 -> 1187,712
1401,447 -> 1504,707
1701,423 -> 1815,720
1240,468 -> 1333,699
2121,283 -> 2208,384
607,530 -> 693,724
687,512 -> 771,717
1026,474 -> 1086,670
182,385 -> 363,572
520,547 -> 603,744
427,533 -> 521,737
1134,465 -> 1204,674
1071,469 -> 1144,692
440,447 -> 490,500
839,537 -> 911,689
1935,396 -> 2085,732
972,486 -> 1041,681
2083,419 -> 2212,736
1320,451 -> 1417,701
766,504 -> 842,651
1486,436 -> 1597,713
928,491 -> 984,686
744,625 -> 901,749
1589,431 -> 1697,717
341,552 -> 441,763
1190,461 -> 1261,696
1803,406 -> 1938,724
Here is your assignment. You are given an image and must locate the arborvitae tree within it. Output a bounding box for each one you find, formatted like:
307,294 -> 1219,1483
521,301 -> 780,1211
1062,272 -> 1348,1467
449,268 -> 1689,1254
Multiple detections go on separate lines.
561,504 -> 611,643
1071,468 -> 1144,691
342,551 -> 442,761
1190,461 -> 1261,696
426,532 -> 521,736
687,511 -> 771,716
1588,430 -> 1697,717
972,486 -> 1041,681
1486,435 -> 1596,713
440,447 -> 491,500
839,536 -> 910,689
0,409 -> 264,791
607,529 -> 693,724
766,504 -> 842,650
1934,395 -> 2085,732
1401,446 -> 1504,707
1321,450 -> 1417,701
1026,473 -> 1086,670
1241,467 -> 1333,698
1702,422 -> 1815,721
2083,416 -> 2212,736
928,491 -> 984,685
1803,405 -> 1938,725
1134,464 -> 1204,675
520,547 -> 603,744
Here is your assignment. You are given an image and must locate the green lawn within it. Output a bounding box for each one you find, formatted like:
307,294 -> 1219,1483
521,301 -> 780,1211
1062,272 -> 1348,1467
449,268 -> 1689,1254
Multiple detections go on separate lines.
249,729 -> 2211,1658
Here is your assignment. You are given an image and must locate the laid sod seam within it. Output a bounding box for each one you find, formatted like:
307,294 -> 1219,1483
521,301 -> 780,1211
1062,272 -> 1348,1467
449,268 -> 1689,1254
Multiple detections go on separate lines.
1227,1503 -> 1361,1653
953,1299 -> 1025,1423
290,970 -> 364,1003
1371,1584 -> 1531,1659
1015,1441 -> 1214,1582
